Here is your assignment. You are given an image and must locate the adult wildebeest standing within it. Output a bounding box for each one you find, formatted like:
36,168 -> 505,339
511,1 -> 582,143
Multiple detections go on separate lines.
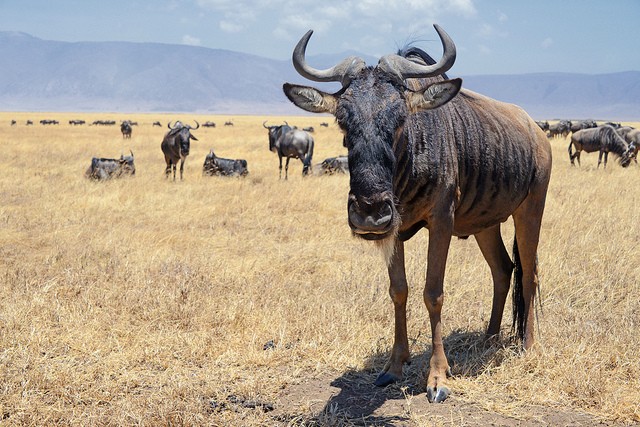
121,120 -> 132,139
202,149 -> 249,176
568,125 -> 632,168
547,120 -> 571,138
622,128 -> 639,164
85,152 -> 136,180
263,121 -> 314,179
161,121 -> 199,180
283,25 -> 552,402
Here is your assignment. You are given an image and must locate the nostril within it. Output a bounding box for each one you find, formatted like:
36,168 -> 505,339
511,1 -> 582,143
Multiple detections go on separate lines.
348,197 -> 395,232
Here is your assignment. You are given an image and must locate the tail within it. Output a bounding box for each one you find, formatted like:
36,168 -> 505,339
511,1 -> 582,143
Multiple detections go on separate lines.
567,140 -> 574,159
511,236 -> 525,341
302,137 -> 314,175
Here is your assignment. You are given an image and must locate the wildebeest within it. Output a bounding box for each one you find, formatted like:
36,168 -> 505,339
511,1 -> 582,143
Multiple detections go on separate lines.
570,119 -> 597,133
535,120 -> 549,131
202,121 -> 216,128
26,120 -> 33,125
302,126 -> 315,133
547,120 -> 571,138
91,120 -> 116,126
69,119 -> 85,125
40,119 -> 59,125
317,155 -> 348,175
568,125 -> 632,168
161,120 -> 199,180
320,122 -> 329,127
153,121 -> 162,127
11,120 -> 16,126
224,121 -> 234,126
202,149 -> 249,176
622,128 -> 639,164
283,25 -> 552,402
263,121 -> 314,179
85,152 -> 136,180
121,120 -> 132,139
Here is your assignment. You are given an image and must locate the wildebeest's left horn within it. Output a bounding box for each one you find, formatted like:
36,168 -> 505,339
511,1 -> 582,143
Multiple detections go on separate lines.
293,30 -> 366,86
377,24 -> 456,80
263,120 -> 270,129
186,120 -> 199,130
130,150 -> 134,158
168,121 -> 176,130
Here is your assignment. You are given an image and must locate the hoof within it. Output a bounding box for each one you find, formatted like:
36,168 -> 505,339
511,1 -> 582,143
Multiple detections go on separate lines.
426,386 -> 450,403
374,371 -> 401,387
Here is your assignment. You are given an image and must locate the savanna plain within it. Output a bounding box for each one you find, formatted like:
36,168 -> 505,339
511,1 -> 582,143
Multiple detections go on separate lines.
1,112 -> 639,426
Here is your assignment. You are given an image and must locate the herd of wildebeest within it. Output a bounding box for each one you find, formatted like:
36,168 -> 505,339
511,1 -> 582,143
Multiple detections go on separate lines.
9,116 -> 638,183
11,116 -> 348,180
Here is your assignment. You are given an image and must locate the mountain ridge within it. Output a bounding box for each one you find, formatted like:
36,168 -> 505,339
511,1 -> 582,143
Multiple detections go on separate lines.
1,31 -> 638,120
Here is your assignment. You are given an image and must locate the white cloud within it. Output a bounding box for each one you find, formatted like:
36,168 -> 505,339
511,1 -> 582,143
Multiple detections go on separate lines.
182,35 -> 202,46
541,37 -> 554,49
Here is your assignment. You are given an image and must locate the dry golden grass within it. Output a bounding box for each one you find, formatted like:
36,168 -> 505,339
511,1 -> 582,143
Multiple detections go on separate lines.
0,112 -> 639,426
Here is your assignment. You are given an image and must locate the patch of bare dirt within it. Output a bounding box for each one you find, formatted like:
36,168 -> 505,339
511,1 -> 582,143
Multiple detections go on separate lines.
271,371 -> 615,426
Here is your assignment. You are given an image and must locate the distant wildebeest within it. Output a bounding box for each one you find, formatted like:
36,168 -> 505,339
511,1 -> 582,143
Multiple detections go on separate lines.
202,121 -> 216,128
317,155 -> 348,175
91,120 -> 116,126
535,120 -> 549,131
302,126 -> 315,133
263,121 -> 314,179
85,152 -> 136,180
547,120 -> 571,138
10,120 -> 16,126
568,125 -> 632,168
26,120 -> 33,126
224,121 -> 234,126
40,119 -> 59,125
570,119 -> 597,133
202,149 -> 249,176
283,24 -> 552,402
622,128 -> 639,164
121,120 -> 132,139
153,121 -> 162,127
161,120 -> 199,180
320,122 -> 329,127
69,120 -> 85,125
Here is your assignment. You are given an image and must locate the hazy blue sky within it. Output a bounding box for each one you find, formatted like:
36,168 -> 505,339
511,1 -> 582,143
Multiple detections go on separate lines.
1,0 -> 639,75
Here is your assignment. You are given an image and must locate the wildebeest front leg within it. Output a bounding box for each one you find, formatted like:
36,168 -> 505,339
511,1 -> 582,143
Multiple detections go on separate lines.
285,157 -> 291,180
424,221 -> 453,403
278,155 -> 283,179
375,239 -> 410,386
179,158 -> 185,180
475,225 -> 513,337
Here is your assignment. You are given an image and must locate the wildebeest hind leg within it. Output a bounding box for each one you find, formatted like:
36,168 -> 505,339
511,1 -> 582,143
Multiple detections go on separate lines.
474,224 -> 513,337
285,157 -> 291,180
375,239 -> 410,387
512,189 -> 547,350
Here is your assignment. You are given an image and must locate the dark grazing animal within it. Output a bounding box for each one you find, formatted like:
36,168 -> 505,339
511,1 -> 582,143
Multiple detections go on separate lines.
622,128 -> 639,164
202,149 -> 248,176
263,121 -> 314,179
153,121 -> 162,127
121,120 -> 132,139
283,24 -> 552,402
85,152 -> 136,180
535,120 -> 548,131
69,119 -> 85,125
570,119 -> 597,133
302,126 -> 315,133
11,120 -> 16,126
568,125 -> 632,168
202,121 -> 216,128
318,155 -> 349,174
547,120 -> 571,138
161,121 -> 199,180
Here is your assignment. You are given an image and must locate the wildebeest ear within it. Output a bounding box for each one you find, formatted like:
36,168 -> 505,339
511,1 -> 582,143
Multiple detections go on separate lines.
406,78 -> 462,113
191,135 -> 199,141
283,83 -> 338,114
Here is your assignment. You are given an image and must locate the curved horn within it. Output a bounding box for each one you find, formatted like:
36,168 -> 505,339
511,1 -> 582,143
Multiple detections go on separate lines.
263,120 -> 270,129
284,121 -> 289,126
377,24 -> 456,80
292,30 -> 366,86
130,150 -> 134,158
191,120 -> 199,130
167,121 -> 175,130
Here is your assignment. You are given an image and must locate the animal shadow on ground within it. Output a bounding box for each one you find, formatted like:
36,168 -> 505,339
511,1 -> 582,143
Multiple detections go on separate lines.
276,330 -> 517,426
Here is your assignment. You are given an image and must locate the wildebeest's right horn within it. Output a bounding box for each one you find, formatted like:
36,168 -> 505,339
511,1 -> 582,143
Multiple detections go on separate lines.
191,120 -> 200,130
263,120 -> 270,129
293,30 -> 366,86
377,24 -> 456,80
